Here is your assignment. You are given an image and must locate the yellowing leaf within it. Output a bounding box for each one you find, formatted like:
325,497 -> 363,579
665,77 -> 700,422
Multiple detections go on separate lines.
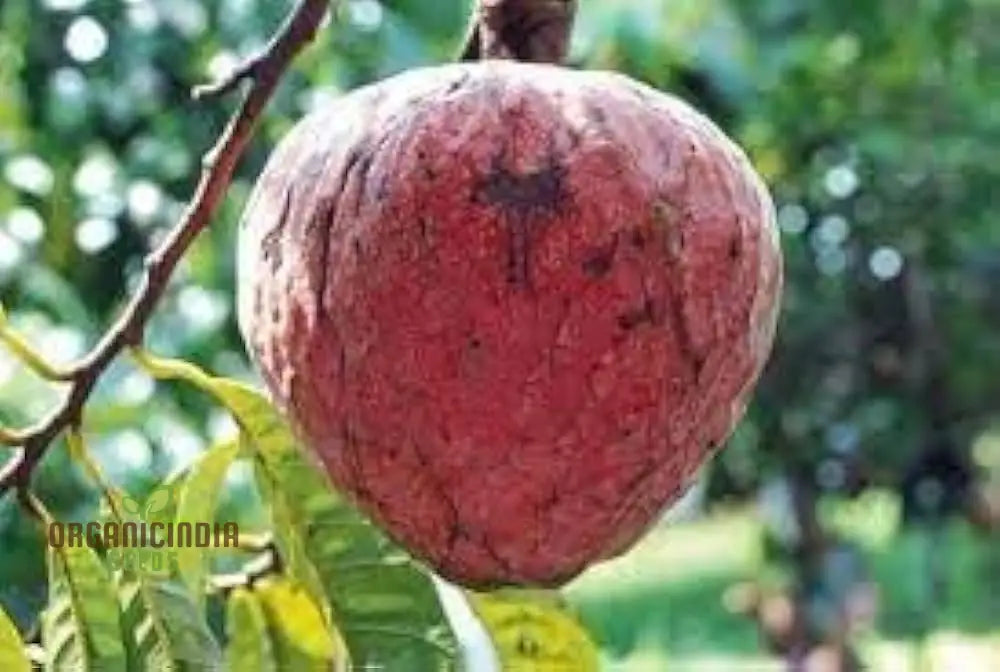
0,606 -> 30,672
175,439 -> 240,605
225,588 -> 276,672
470,591 -> 600,672
256,578 -> 344,661
256,578 -> 348,671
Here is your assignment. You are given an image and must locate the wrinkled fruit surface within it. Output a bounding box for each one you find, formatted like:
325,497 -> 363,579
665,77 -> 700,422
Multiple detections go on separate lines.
238,61 -> 782,587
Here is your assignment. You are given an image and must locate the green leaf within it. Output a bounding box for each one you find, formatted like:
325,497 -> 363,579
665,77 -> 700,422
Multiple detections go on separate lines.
134,351 -> 460,671
255,577 -> 347,669
256,467 -> 329,620
245,403 -> 458,672
0,605 -> 30,672
117,574 -> 222,671
43,544 -> 127,672
225,588 -> 277,672
175,439 -> 241,606
469,591 -> 601,672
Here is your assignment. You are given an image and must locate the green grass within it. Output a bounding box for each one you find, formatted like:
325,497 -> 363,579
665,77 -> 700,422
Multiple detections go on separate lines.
565,502 -> 1000,670
567,511 -> 766,665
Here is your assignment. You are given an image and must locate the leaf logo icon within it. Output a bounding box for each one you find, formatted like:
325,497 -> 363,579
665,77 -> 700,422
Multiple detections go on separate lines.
121,495 -> 143,518
119,483 -> 180,522
143,488 -> 172,519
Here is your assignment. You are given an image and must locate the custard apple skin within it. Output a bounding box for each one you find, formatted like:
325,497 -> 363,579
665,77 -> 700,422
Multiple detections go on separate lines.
238,61 -> 782,587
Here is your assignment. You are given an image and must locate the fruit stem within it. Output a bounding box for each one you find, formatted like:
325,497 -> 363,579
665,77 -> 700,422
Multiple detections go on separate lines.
459,0 -> 577,64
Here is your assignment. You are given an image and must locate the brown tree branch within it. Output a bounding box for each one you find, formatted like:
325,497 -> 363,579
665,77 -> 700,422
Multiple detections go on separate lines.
459,0 -> 577,64
0,0 -> 330,500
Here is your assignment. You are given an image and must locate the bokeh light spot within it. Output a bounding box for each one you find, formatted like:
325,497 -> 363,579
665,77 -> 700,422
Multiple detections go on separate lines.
177,285 -> 230,334
73,153 -> 117,198
4,155 -> 55,195
6,207 -> 45,245
127,180 -> 164,225
349,0 -> 384,32
43,0 -> 88,11
816,214 -> 850,247
65,16 -> 109,64
778,203 -> 808,235
75,216 -> 119,254
0,231 -> 23,272
869,246 -> 904,281
824,165 -> 859,199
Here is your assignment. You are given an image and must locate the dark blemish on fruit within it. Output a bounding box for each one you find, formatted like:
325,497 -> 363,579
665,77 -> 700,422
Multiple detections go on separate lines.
581,234 -> 619,279
446,71 -> 471,94
476,163 -> 567,214
567,127 -> 582,150
354,154 -> 374,214
629,228 -> 647,250
261,227 -> 284,274
253,286 -> 264,325
582,251 -> 613,278
261,187 -> 293,274
306,195 -> 336,304
585,101 -> 607,125
342,146 -> 364,176
617,299 -> 656,331
476,162 -> 568,288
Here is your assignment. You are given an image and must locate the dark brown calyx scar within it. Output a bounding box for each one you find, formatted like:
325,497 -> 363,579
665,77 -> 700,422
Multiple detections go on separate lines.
475,162 -> 567,288
477,162 -> 566,213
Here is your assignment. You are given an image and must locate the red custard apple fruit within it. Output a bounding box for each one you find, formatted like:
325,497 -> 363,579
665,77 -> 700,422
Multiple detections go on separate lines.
238,61 -> 782,587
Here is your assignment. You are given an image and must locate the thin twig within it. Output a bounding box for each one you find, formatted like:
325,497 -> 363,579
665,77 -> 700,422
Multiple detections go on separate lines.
193,1 -> 328,100
0,0 -> 330,500
234,531 -> 276,553
66,426 -> 127,524
192,58 -> 262,101
18,488 -> 51,525
0,427 -> 19,446
0,323 -> 74,381
208,546 -> 281,595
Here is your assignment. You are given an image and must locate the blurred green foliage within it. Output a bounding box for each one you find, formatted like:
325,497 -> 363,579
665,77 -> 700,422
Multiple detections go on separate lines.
1,0 -> 999,668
